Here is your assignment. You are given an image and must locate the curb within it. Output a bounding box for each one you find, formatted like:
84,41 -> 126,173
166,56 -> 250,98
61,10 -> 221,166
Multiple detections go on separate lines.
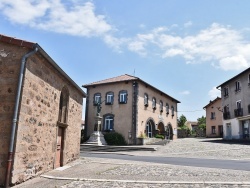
40,175 -> 250,185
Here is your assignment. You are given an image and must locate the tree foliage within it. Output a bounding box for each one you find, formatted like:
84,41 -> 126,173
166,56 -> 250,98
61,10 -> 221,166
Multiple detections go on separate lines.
177,114 -> 187,127
197,115 -> 206,130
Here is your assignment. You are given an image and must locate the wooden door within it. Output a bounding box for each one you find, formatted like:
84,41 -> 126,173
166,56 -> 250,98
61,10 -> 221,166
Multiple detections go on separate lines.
55,127 -> 63,168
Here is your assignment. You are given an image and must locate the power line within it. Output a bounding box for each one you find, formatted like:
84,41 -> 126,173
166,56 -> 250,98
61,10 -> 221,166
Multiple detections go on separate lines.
178,110 -> 204,112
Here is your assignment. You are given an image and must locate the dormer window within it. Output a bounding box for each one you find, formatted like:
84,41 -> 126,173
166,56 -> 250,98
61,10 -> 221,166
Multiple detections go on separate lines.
106,92 -> 114,105
152,97 -> 156,109
159,100 -> 163,112
119,90 -> 127,104
144,93 -> 148,107
235,81 -> 241,92
93,93 -> 101,105
166,103 -> 169,114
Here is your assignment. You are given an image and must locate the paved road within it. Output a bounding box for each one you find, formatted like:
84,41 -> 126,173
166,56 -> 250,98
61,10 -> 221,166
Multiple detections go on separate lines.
81,152 -> 250,171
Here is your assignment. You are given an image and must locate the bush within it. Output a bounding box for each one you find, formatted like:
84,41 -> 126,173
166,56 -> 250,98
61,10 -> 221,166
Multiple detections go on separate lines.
155,134 -> 165,139
104,132 -> 127,145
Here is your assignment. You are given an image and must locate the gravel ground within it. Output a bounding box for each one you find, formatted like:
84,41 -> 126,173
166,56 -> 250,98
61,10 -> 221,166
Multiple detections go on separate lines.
13,138 -> 250,188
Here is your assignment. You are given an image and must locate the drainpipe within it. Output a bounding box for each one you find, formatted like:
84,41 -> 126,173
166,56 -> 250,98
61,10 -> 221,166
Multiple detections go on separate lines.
5,46 -> 38,187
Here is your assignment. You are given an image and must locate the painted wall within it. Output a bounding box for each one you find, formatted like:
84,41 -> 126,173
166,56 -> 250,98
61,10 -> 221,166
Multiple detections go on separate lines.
205,99 -> 223,137
85,81 -> 133,143
137,83 -> 178,140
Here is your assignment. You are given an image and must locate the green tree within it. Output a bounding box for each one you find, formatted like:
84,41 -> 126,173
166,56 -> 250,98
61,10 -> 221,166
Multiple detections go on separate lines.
177,114 -> 187,127
197,116 -> 206,130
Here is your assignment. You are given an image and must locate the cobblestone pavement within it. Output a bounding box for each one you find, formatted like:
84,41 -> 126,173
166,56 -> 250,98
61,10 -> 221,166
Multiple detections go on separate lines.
13,138 -> 250,188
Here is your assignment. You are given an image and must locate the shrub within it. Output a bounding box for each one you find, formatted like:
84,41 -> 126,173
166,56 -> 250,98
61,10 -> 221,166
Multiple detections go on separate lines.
155,134 -> 165,139
104,132 -> 127,145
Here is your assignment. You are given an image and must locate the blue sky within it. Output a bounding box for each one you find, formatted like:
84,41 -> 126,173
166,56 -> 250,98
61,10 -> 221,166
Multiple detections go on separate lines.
1,0 -> 250,121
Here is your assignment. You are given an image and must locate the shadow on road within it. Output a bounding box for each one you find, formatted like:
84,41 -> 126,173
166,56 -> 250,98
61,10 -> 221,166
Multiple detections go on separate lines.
200,138 -> 250,145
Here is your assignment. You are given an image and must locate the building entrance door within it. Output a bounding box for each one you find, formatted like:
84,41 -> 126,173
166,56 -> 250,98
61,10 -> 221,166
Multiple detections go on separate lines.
55,127 -> 64,168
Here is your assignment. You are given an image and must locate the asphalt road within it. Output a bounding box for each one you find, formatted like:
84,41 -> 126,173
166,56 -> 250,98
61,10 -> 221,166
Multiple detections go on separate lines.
81,152 -> 250,171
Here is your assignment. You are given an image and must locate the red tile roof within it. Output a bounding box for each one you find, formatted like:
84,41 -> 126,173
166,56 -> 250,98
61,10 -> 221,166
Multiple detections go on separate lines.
0,34 -> 36,49
83,74 -> 180,103
84,74 -> 138,86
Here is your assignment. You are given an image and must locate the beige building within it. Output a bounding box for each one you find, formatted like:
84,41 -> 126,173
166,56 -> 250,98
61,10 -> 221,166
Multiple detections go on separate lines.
0,34 -> 86,186
185,121 -> 198,131
83,74 -> 180,145
203,97 -> 223,138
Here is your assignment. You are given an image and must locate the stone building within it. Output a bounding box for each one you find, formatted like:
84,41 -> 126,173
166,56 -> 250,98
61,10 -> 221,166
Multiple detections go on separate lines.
0,34 -> 86,186
203,97 -> 223,138
83,74 -> 180,145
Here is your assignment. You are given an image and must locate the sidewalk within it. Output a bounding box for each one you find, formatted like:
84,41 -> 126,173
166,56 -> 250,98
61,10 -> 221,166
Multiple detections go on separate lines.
13,138 -> 250,188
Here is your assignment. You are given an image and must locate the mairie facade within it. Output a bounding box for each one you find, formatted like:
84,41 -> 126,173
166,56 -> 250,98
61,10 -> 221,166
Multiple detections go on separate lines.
217,67 -> 250,140
83,74 -> 180,145
0,34 -> 86,186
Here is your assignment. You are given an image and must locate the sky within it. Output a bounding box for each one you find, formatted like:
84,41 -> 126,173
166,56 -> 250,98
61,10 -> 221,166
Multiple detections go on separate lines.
1,0 -> 250,121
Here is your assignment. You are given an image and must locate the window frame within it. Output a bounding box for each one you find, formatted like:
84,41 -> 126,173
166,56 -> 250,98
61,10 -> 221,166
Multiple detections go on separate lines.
235,81 -> 241,92
105,91 -> 114,105
171,106 -> 174,116
119,90 -> 127,104
166,103 -> 169,114
223,86 -> 229,98
144,93 -> 148,107
103,114 -> 114,131
159,100 -> 163,112
93,93 -> 101,106
211,126 -> 216,134
152,97 -> 156,110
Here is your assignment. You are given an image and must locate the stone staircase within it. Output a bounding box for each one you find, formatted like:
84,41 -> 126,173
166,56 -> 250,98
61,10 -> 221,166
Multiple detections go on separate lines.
80,144 -> 157,152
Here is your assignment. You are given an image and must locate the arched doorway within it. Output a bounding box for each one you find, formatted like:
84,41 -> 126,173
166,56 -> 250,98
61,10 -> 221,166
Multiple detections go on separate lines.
146,119 -> 155,138
165,123 -> 173,140
157,122 -> 165,135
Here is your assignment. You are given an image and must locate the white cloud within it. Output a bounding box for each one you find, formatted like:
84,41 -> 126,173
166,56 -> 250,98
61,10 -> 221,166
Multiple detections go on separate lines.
117,23 -> 250,71
208,87 -> 221,99
180,90 -> 190,95
184,21 -> 193,28
0,0 -> 113,37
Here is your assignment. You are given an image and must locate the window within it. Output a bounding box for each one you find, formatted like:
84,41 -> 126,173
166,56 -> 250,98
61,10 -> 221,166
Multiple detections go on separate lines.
159,100 -> 163,112
212,126 -> 216,134
235,100 -> 243,117
223,86 -> 229,97
58,86 -> 69,124
152,97 -> 156,109
166,103 -> 169,114
171,106 -> 174,116
236,100 -> 241,109
119,90 -> 127,104
106,92 -> 114,105
211,112 -> 215,119
93,93 -> 101,105
248,74 -> 250,85
144,93 -> 148,106
223,105 -> 230,120
235,81 -> 241,92
103,115 -> 114,131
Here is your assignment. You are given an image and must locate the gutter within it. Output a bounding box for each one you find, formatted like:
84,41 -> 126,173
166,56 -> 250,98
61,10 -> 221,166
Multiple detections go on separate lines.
5,46 -> 38,187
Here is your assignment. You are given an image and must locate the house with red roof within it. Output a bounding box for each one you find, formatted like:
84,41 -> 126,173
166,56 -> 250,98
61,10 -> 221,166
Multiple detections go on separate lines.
0,34 -> 86,186
83,74 -> 180,145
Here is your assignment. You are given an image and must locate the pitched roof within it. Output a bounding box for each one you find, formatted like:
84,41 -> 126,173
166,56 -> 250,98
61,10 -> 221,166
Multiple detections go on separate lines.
216,67 -> 250,88
0,34 -> 86,97
83,74 -> 180,103
84,74 -> 138,86
203,97 -> 221,109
